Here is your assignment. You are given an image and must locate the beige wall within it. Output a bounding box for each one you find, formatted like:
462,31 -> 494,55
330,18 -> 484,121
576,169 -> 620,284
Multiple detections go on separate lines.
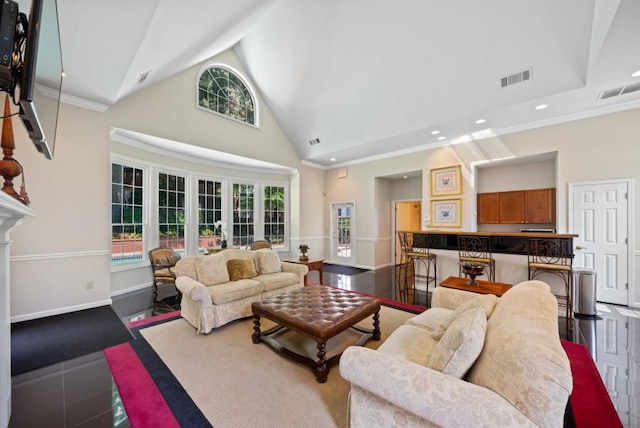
297,164 -> 325,260
8,48 -> 305,320
323,107 -> 640,307
7,44 -> 640,319
10,101 -> 113,321
477,158 -> 556,193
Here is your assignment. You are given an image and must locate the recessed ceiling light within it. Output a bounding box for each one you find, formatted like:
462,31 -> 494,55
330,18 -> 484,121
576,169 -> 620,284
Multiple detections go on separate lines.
475,119 -> 486,124
535,104 -> 548,110
330,158 -> 336,162
632,69 -> 640,78
403,175 -> 408,179
438,136 -> 446,141
431,130 -> 440,135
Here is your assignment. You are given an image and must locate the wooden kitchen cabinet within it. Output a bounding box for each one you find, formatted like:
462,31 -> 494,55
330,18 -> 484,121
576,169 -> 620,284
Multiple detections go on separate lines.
477,188 -> 555,224
525,188 -> 555,223
477,192 -> 500,224
498,191 -> 525,223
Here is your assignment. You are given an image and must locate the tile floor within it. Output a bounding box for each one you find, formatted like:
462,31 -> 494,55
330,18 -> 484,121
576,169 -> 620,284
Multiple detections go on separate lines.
9,266 -> 639,427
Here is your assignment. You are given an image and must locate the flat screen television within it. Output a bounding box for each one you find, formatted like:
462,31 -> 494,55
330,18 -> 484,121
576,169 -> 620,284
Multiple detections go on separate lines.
17,0 -> 63,160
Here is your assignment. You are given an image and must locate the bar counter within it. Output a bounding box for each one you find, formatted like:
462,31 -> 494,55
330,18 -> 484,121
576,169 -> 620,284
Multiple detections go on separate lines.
402,230 -> 578,256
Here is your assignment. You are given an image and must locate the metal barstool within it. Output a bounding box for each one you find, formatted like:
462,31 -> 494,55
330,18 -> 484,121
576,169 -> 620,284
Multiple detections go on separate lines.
528,237 -> 573,324
458,235 -> 495,281
398,231 -> 437,306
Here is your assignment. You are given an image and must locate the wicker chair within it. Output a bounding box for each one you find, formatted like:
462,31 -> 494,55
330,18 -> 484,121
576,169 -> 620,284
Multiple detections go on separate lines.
250,240 -> 272,250
148,247 -> 181,312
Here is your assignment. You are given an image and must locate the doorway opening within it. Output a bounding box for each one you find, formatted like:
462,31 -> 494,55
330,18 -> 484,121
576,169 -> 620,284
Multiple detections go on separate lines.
393,200 -> 421,265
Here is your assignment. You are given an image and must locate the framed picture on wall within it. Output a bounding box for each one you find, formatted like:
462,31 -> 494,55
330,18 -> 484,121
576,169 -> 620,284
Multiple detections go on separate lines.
430,165 -> 461,196
430,199 -> 461,227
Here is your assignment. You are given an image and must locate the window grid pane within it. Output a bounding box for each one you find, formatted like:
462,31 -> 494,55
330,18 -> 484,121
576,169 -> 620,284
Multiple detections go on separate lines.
233,183 -> 254,247
198,179 -> 223,254
198,67 -> 255,125
264,185 -> 285,247
111,163 -> 144,265
159,173 -> 186,255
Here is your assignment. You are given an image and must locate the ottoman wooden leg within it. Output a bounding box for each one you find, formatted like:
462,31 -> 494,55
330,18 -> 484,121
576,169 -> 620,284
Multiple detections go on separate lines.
372,310 -> 381,340
252,314 -> 262,344
315,340 -> 328,383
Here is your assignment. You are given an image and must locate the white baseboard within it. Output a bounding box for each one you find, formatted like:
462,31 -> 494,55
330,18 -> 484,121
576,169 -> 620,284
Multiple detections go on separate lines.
111,282 -> 153,297
10,299 -> 113,323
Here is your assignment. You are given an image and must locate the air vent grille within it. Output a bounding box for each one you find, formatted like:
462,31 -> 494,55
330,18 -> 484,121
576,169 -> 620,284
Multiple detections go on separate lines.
598,82 -> 640,100
309,138 -> 320,145
500,69 -> 532,88
621,82 -> 640,95
137,70 -> 151,85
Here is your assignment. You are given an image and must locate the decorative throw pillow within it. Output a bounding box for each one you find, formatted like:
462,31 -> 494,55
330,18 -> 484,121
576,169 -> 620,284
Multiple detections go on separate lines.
227,259 -> 258,281
257,249 -> 281,274
432,293 -> 498,340
427,307 -> 487,378
195,254 -> 229,286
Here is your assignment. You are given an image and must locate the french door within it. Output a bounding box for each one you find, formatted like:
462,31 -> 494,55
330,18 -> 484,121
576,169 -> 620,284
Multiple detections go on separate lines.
331,202 -> 354,264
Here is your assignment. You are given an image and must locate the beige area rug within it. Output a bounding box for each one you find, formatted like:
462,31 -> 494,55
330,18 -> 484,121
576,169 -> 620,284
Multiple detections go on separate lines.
140,305 -> 415,428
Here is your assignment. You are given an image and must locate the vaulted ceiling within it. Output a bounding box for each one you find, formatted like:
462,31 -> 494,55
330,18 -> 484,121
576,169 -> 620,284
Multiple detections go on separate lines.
38,0 -> 640,166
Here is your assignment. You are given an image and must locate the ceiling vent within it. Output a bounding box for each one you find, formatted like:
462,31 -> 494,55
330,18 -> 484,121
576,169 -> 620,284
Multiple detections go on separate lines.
500,68 -> 532,88
309,138 -> 320,145
598,82 -> 640,100
137,70 -> 151,85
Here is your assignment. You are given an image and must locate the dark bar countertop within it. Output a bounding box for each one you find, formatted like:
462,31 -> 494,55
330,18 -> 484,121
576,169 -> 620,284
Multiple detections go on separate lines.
401,230 -> 578,256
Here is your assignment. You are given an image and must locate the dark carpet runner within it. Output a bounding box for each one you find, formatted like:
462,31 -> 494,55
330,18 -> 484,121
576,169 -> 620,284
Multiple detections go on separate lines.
11,305 -> 134,375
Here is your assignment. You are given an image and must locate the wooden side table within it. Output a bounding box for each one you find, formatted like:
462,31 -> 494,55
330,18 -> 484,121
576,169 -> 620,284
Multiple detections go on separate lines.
440,276 -> 512,297
283,258 -> 324,285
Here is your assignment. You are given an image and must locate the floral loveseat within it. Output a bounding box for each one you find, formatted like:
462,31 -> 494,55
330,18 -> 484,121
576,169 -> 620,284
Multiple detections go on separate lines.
173,248 -> 308,334
340,280 -> 573,427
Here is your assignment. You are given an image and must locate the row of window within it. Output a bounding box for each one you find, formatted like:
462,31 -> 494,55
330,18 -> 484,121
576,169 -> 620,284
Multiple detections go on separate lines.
111,63 -> 269,265
111,158 -> 288,267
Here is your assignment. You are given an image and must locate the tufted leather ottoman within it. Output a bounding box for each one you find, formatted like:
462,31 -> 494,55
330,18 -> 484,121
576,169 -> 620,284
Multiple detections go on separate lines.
252,285 -> 381,383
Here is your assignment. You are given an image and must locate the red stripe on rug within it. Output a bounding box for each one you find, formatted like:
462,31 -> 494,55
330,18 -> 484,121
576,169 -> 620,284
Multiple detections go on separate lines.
104,343 -> 180,428
128,310 -> 181,328
561,340 -> 622,428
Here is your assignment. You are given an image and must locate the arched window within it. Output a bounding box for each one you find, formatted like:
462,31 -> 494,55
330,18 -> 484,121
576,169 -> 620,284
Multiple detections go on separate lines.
197,64 -> 257,126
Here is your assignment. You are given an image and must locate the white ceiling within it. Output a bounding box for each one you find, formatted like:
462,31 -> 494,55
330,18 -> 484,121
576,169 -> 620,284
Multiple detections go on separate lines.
41,0 -> 640,166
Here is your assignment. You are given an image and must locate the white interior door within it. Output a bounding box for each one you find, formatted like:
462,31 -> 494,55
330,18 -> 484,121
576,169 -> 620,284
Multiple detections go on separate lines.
570,181 -> 629,305
331,202 -> 355,264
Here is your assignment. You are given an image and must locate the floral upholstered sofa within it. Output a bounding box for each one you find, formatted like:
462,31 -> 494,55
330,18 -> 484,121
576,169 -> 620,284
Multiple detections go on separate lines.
340,280 -> 573,427
173,248 -> 308,334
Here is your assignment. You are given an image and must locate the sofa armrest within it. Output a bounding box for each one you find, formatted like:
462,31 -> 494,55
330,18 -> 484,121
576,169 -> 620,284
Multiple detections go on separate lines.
175,276 -> 212,308
340,347 -> 535,427
431,285 -> 489,310
280,262 -> 309,280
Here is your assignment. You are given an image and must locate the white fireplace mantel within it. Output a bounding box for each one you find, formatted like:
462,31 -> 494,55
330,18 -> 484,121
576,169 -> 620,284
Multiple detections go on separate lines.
0,191 -> 35,428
